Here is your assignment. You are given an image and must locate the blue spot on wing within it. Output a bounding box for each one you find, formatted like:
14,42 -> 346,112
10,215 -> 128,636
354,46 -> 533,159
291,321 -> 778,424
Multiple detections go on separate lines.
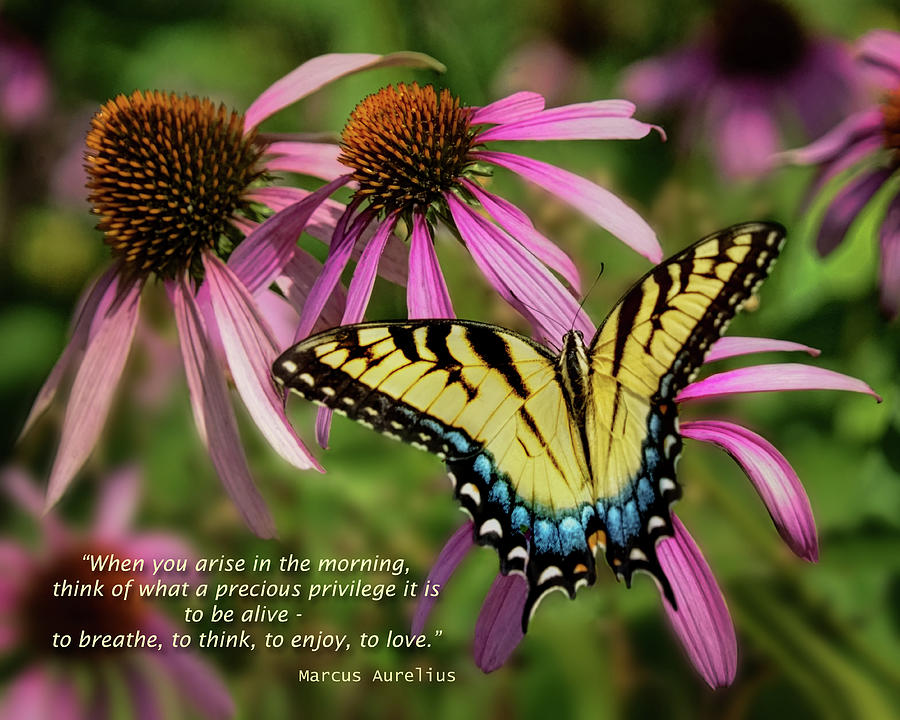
489,481 -> 511,513
637,477 -> 654,511
534,519 -> 561,554
473,454 -> 492,481
606,507 -> 623,546
623,500 -> 640,538
512,505 -> 531,532
559,516 -> 586,553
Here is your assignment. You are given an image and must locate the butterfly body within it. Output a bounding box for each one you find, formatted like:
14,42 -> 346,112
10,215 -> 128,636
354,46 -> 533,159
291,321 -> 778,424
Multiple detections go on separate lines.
274,222 -> 786,628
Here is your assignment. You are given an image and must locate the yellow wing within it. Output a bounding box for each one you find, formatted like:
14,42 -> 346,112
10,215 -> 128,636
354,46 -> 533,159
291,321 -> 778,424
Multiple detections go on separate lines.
273,320 -> 596,619
584,222 -> 786,597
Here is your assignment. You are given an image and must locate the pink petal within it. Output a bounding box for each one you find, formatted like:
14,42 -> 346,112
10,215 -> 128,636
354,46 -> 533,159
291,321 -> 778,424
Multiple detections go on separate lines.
170,277 -> 276,537
244,52 -> 445,131
777,109 -> 883,167
3,466 -> 45,516
264,141 -> 346,181
476,100 -> 664,143
407,212 -> 455,319
93,466 -> 140,538
462,179 -> 582,292
473,573 -> 527,673
19,265 -> 118,439
144,613 -> 235,720
470,91 -> 545,124
657,515 -> 737,688
275,249 -> 347,334
229,175 -> 349,294
879,194 -> 900,319
46,277 -> 142,509
411,523 -> 474,635
704,337 -> 820,364
315,215 -> 397,448
252,289 -> 301,352
446,193 -> 593,346
0,666 -> 55,719
714,98 -> 779,178
857,30 -> 900,79
815,168 -> 891,256
474,150 -> 662,262
677,363 -> 882,404
203,254 -> 321,471
293,206 -> 374,342
682,420 -> 818,561
122,664 -> 164,720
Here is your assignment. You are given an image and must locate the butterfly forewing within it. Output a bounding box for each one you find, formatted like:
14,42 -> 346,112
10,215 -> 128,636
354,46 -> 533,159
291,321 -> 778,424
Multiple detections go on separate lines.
584,222 -> 786,597
274,320 -> 597,623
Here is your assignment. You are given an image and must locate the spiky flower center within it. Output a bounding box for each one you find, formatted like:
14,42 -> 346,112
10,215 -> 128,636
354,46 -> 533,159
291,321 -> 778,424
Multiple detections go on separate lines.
85,91 -> 265,279
338,83 -> 476,217
22,544 -> 147,657
713,0 -> 806,78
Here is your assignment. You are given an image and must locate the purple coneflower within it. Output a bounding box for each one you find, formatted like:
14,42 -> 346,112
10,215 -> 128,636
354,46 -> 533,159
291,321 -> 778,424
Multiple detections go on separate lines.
19,53 -> 440,536
780,29 -> 900,318
622,0 -> 860,178
413,335 -> 879,688
0,468 -> 233,719
296,82 -> 664,347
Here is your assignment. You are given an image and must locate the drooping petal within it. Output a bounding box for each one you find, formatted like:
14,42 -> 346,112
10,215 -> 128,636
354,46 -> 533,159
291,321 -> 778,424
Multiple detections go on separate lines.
19,265 -> 118,439
170,277 -> 276,538
446,193 -> 593,346
704,337 -> 820,364
408,212 -> 455,319
777,109 -> 883,167
144,613 -> 235,720
93,466 -> 141,538
203,254 -> 321,471
0,667 -> 55,719
252,289 -> 301,352
470,91 -> 545,124
474,150 -> 662,263
46,277 -> 142,510
473,573 -> 527,673
656,515 -> 737,688
682,420 -> 817,560
677,363 -> 882,403
463,180 -> 582,292
263,141 -> 346,181
412,523 -> 474,635
244,52 -> 445,131
229,175 -> 350,294
878,193 -> 900,318
315,216 -> 397,448
476,100 -> 664,142
857,30 -> 900,80
293,206 -> 374,342
815,168 -> 891,256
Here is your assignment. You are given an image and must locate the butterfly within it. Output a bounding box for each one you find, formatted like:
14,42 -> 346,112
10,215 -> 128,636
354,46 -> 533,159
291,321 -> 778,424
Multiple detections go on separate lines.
273,221 -> 786,628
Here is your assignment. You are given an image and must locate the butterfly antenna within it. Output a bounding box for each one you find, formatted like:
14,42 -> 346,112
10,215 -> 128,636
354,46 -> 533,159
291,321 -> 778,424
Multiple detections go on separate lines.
570,263 -> 604,332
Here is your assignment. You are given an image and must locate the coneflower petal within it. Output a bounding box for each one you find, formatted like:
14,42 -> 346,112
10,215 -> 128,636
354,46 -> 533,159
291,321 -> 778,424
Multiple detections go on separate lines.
656,515 -> 737,688
677,363 -> 882,403
470,91 -> 545,124
412,523 -> 473,636
46,276 -> 142,510
264,141 -> 346,181
408,212 -> 455,319
474,150 -> 662,263
473,573 -> 528,673
704,336 -> 820,363
682,420 -> 818,561
203,254 -> 321,472
244,52 -> 446,132
170,277 -> 275,537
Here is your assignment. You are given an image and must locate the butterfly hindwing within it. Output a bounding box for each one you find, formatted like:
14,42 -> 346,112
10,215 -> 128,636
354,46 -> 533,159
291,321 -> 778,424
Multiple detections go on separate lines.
273,320 -> 597,622
585,222 -> 786,597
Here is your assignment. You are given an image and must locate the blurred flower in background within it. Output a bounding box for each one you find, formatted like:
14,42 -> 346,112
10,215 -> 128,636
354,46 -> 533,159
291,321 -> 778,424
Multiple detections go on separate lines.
781,29 -> 900,319
0,467 -> 232,719
622,0 -> 860,178
18,52 -> 441,537
414,335 -> 880,687
0,22 -> 49,132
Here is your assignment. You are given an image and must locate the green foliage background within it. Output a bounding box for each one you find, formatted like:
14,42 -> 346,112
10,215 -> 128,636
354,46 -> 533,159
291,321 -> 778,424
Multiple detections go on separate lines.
1,1 -> 899,718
